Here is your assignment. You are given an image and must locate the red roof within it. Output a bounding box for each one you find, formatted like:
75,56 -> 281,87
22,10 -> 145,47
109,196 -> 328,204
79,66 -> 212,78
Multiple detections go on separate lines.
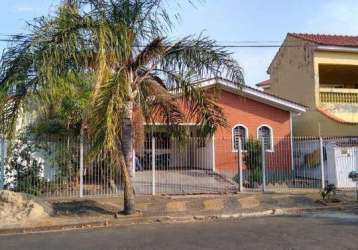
256,79 -> 271,88
289,33 -> 358,47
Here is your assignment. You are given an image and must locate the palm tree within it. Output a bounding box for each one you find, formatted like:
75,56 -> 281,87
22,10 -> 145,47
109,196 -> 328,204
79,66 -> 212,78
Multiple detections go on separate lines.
0,0 -> 244,214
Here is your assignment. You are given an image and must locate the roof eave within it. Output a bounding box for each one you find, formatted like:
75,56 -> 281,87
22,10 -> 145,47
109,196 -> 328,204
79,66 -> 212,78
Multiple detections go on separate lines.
316,45 -> 358,53
241,87 -> 306,114
256,83 -> 271,89
198,79 -> 307,114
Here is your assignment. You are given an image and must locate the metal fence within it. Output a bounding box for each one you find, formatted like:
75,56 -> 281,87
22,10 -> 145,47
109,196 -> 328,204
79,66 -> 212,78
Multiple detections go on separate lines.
0,135 -> 357,198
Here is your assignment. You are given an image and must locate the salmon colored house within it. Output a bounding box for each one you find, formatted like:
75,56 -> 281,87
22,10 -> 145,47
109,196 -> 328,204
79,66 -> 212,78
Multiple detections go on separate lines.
141,78 -> 306,177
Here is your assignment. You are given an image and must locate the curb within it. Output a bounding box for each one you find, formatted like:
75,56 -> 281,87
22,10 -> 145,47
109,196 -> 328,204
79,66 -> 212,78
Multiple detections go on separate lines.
1,204 -> 357,236
0,216 -> 151,236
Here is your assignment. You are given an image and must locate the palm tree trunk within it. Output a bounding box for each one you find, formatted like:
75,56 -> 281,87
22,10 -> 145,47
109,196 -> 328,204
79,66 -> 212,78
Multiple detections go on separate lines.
121,158 -> 135,214
121,100 -> 135,214
122,105 -> 134,178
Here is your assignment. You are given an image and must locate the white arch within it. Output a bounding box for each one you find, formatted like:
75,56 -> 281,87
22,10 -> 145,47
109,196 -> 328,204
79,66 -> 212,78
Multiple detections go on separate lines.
232,124 -> 249,152
257,124 -> 274,152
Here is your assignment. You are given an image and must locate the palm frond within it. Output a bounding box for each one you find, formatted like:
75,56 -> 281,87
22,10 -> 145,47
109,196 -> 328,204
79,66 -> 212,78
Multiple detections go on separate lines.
160,35 -> 245,88
87,68 -> 128,158
139,77 -> 184,125
0,0 -> 244,173
132,36 -> 166,70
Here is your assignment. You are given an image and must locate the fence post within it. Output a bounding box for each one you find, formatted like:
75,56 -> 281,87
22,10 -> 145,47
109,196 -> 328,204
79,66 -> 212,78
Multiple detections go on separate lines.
319,137 -> 325,190
151,136 -> 156,195
79,134 -> 84,198
261,137 -> 266,192
0,136 -> 4,190
132,149 -> 136,177
238,138 -> 243,192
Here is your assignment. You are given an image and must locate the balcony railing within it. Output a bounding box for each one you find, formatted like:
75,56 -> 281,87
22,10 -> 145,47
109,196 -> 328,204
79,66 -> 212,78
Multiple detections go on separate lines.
319,88 -> 358,123
320,88 -> 358,103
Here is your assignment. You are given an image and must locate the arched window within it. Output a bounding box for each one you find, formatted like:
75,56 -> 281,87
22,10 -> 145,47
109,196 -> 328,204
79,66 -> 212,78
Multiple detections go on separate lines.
232,124 -> 248,151
257,125 -> 273,151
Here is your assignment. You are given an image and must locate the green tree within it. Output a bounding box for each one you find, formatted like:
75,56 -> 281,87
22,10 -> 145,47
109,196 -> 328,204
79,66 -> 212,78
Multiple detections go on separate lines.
0,0 -> 244,214
30,72 -> 92,136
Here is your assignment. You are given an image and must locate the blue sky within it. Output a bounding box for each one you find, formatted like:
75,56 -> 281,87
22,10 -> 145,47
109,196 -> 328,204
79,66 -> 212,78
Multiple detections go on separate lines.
1,0 -> 358,86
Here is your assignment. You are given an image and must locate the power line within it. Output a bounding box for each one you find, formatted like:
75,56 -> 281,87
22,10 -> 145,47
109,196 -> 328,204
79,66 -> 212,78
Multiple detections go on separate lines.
0,41 -> 284,47
0,33 -> 330,48
0,37 -> 312,48
0,42 -> 311,48
0,33 -> 312,44
0,33 -> 287,45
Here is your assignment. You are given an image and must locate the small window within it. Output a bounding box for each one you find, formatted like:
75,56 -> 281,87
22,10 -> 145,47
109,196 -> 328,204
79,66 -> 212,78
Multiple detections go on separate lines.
257,125 -> 273,151
232,125 -> 247,151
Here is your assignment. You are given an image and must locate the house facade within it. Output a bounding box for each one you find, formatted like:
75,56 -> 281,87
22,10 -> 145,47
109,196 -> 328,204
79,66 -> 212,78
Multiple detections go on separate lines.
259,33 -> 358,137
0,78 -> 307,194
142,78 -> 306,176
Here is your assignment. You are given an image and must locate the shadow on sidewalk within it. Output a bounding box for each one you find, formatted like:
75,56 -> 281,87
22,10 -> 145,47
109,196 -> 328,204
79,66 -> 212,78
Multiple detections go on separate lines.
52,200 -> 116,217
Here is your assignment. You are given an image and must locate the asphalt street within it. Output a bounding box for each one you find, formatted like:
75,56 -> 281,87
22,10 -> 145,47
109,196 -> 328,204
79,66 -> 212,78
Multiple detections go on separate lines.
1,213 -> 358,250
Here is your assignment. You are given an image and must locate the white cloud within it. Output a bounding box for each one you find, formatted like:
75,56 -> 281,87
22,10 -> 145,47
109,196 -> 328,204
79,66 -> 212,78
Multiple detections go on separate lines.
15,6 -> 35,13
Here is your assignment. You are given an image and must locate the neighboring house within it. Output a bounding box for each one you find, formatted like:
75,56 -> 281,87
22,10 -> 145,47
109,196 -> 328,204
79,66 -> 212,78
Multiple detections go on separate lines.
142,78 -> 306,176
258,33 -> 358,136
255,79 -> 271,91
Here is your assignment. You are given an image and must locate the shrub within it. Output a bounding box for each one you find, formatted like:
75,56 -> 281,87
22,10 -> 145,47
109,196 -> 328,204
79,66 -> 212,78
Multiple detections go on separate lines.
320,184 -> 337,201
5,139 -> 47,195
233,138 -> 263,185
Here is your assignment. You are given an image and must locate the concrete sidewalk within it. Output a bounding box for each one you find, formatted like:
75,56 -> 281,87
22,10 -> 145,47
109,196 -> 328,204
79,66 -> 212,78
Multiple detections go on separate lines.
50,191 -> 356,216
0,191 -> 357,235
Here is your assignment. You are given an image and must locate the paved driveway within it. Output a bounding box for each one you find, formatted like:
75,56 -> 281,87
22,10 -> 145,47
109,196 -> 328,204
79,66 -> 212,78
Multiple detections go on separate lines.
133,170 -> 238,194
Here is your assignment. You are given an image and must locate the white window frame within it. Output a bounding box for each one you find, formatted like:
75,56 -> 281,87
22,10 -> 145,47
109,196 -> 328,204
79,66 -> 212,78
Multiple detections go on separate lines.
257,124 -> 274,152
232,124 -> 248,152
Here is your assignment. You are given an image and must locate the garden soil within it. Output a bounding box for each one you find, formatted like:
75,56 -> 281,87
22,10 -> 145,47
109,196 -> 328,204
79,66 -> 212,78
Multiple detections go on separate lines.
0,190 -> 51,225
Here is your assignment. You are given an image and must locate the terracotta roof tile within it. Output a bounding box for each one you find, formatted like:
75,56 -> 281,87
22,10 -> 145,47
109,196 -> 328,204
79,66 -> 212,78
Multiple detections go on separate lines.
288,33 -> 358,47
256,79 -> 271,87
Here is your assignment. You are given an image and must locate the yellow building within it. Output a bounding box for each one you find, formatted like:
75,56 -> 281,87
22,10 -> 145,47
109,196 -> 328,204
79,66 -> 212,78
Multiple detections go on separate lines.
258,33 -> 358,137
